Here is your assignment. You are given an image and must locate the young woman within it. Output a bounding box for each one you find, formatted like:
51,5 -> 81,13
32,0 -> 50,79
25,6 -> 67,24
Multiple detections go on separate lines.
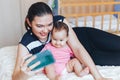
12,2 -> 112,80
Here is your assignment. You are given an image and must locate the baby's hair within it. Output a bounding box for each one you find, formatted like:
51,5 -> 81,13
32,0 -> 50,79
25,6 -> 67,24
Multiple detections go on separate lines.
52,21 -> 69,36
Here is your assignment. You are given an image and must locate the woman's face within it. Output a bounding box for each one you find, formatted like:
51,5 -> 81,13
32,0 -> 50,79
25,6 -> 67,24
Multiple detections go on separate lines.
29,14 -> 53,42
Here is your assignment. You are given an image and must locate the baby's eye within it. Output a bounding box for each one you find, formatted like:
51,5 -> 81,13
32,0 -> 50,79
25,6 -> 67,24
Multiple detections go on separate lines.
53,39 -> 57,41
60,40 -> 63,41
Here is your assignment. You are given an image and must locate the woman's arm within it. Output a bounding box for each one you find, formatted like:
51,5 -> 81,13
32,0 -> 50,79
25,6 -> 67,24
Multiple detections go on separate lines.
63,19 -> 111,80
12,44 -> 31,80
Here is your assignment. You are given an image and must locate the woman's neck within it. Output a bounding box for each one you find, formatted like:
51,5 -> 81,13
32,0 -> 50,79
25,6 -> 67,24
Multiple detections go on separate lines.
39,33 -> 51,44
39,38 -> 48,44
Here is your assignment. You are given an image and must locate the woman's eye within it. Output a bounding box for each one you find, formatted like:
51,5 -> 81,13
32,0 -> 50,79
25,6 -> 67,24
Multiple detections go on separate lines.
48,23 -> 53,26
37,25 -> 43,28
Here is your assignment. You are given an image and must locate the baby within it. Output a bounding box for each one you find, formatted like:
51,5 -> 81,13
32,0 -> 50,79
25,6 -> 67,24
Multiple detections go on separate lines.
42,21 -> 89,80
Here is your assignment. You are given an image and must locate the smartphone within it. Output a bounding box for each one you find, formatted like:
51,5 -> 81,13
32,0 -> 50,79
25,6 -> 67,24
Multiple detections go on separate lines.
27,50 -> 55,71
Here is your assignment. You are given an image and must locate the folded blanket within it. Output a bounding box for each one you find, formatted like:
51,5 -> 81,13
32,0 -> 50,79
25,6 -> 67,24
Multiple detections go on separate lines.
0,46 -> 120,80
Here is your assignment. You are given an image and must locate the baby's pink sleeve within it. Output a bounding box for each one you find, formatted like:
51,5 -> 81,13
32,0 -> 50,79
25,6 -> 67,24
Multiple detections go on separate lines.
41,43 -> 50,52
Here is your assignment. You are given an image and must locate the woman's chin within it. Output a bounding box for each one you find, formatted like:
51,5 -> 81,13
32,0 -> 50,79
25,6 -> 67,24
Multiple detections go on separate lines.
40,35 -> 47,39
38,36 -> 47,41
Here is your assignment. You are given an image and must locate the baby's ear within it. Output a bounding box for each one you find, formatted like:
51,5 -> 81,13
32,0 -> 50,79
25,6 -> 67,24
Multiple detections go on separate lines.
66,37 -> 69,41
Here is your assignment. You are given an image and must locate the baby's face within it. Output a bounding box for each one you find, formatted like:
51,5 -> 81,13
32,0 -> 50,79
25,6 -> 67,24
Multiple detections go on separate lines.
51,29 -> 68,48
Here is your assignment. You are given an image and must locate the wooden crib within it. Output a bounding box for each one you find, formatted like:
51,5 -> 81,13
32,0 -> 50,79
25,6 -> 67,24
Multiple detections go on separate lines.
58,0 -> 120,34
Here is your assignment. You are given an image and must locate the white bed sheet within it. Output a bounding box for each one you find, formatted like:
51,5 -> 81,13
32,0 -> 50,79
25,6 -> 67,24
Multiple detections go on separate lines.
0,46 -> 120,80
68,14 -> 120,31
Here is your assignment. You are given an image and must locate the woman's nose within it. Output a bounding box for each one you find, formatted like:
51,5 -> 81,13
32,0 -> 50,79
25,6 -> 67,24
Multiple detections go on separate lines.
43,27 -> 48,33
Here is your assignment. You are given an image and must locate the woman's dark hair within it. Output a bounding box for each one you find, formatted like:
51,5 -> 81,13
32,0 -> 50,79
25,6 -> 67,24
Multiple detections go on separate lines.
52,21 -> 69,36
25,2 -> 53,30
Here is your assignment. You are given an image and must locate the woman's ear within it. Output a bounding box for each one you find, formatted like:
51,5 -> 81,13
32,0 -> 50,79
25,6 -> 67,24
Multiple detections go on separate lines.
26,18 -> 32,27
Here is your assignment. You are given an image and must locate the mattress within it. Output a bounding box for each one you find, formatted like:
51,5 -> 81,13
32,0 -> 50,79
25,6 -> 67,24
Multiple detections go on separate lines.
0,46 -> 120,80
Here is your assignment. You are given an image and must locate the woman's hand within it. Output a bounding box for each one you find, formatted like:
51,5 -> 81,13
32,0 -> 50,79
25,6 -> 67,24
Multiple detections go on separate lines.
12,44 -> 43,80
20,54 -> 42,76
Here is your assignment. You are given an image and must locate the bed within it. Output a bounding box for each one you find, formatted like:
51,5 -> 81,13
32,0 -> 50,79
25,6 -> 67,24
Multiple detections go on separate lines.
0,45 -> 120,80
1,0 -> 120,80
58,0 -> 120,35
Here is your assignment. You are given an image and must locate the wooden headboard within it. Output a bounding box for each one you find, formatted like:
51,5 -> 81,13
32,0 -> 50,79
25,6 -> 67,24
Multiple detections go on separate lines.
58,0 -> 120,34
58,0 -> 116,16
